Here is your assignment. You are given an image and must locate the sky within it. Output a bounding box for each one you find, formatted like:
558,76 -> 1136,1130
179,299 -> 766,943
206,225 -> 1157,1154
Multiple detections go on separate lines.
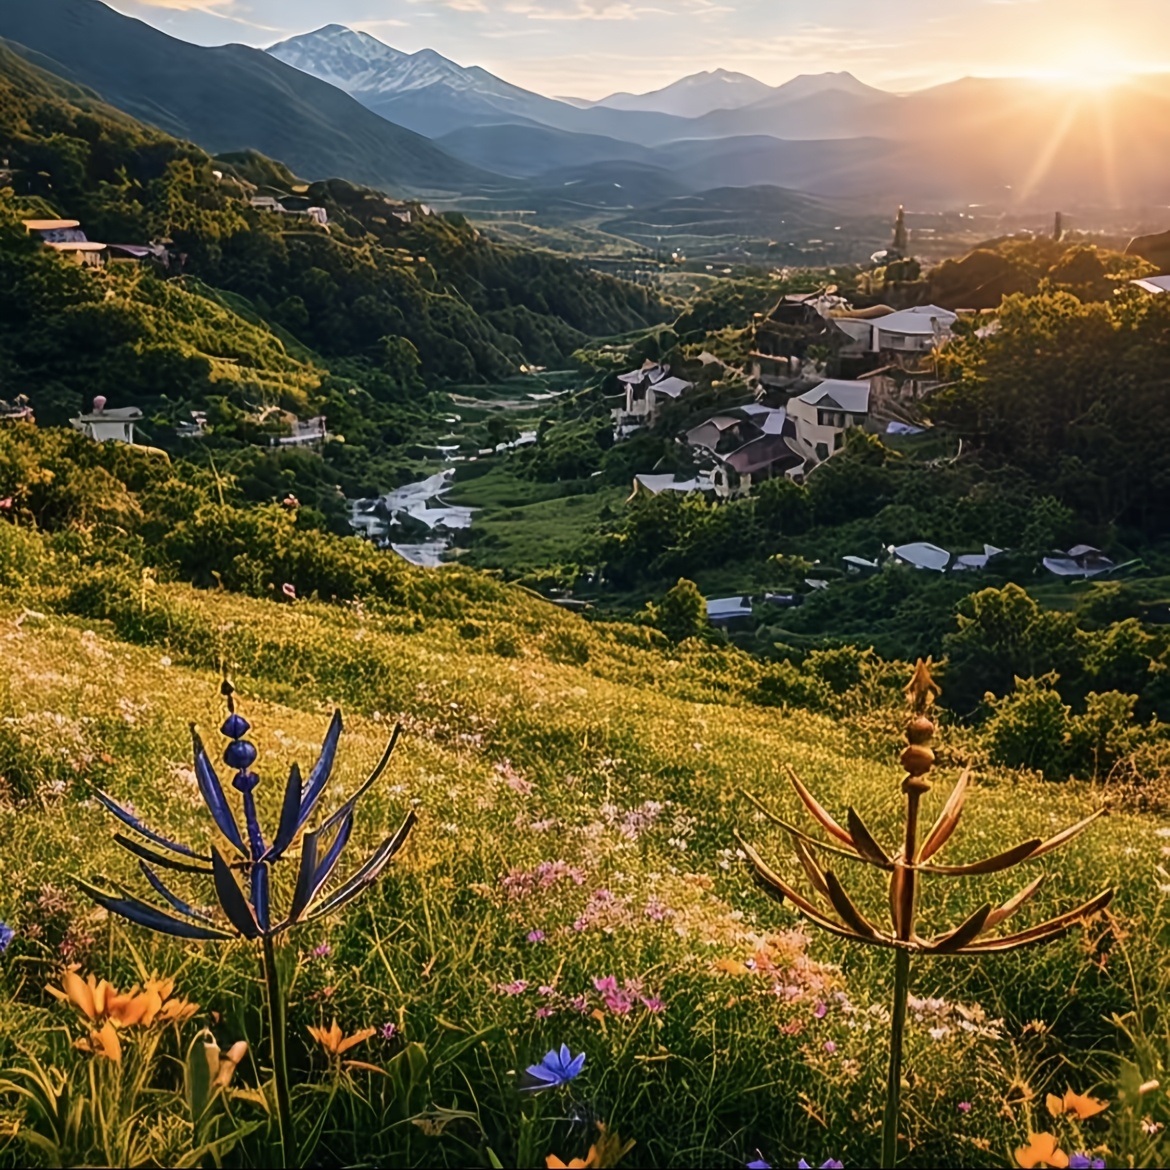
106,0 -> 1170,99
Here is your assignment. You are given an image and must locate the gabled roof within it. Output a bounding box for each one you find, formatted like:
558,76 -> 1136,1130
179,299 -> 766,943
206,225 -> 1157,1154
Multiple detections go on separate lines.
635,473 -> 702,495
651,376 -> 693,399
796,379 -> 871,414
893,542 -> 951,572
75,406 -> 142,421
875,305 -> 957,335
707,595 -> 753,620
1131,275 -> 1170,294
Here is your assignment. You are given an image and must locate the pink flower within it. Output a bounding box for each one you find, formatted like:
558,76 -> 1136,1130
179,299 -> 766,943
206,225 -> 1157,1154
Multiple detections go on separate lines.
527,930 -> 546,943
593,976 -> 619,995
823,1041 -> 837,1054
311,943 -> 332,959
641,996 -> 665,1013
494,759 -> 533,796
535,1006 -> 556,1020
380,1022 -> 398,1041
495,980 -> 529,996
957,1102 -> 972,1114
813,1001 -> 828,1019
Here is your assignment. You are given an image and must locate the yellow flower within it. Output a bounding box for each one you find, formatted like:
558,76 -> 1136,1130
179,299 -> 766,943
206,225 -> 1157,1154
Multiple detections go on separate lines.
74,1021 -> 122,1063
1016,1132 -> 1069,1169
1046,1089 -> 1109,1120
307,1020 -> 376,1058
47,970 -> 197,1031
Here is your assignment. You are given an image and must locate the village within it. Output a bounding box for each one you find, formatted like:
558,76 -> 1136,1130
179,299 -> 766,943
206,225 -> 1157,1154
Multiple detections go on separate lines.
8,208 -> 1163,628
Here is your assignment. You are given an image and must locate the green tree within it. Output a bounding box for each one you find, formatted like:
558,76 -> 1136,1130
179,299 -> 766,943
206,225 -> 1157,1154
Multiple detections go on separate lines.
655,577 -> 707,644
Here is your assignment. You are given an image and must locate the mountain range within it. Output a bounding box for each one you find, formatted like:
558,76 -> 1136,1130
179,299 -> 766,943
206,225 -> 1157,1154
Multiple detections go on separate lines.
3,1 -> 1170,219
0,0 -> 493,194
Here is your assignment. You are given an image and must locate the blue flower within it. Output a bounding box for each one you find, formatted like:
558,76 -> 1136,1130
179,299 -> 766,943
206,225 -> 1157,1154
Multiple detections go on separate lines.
746,1160 -> 771,1169
1069,1156 -> 1105,1170
0,923 -> 13,955
524,1044 -> 585,1090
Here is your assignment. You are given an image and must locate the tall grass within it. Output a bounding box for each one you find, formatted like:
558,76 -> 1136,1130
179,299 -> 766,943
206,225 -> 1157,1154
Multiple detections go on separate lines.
0,586 -> 1165,1166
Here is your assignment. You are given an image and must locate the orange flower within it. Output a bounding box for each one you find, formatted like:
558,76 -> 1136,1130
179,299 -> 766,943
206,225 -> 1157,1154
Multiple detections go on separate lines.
307,1020 -> 376,1058
713,959 -> 749,976
47,970 -> 197,1032
546,1152 -> 596,1169
74,1020 -> 122,1063
1046,1089 -> 1109,1120
1016,1132 -> 1069,1169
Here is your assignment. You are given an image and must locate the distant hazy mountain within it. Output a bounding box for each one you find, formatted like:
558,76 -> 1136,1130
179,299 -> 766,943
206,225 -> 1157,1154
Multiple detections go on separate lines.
588,69 -> 775,118
0,0 -> 495,194
436,123 -> 651,179
266,24 -> 691,142
684,74 -> 893,140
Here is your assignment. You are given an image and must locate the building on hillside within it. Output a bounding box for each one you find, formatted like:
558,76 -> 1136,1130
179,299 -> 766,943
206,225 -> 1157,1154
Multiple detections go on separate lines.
611,362 -> 693,437
684,404 -> 798,499
70,397 -> 142,444
175,410 -> 208,440
107,243 -> 171,268
1131,275 -> 1170,295
707,595 -> 754,628
0,396 -> 34,425
250,195 -> 328,227
891,542 -> 952,572
786,379 -> 872,467
749,290 -> 853,388
1042,545 -> 1115,579
22,218 -> 85,243
271,415 -> 328,448
23,218 -> 112,268
873,305 -> 957,353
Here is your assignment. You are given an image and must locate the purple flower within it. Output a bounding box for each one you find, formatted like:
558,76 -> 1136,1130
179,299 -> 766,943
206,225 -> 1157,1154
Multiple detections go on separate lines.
746,1160 -> 771,1169
798,1162 -> 844,1169
524,1044 -> 585,1091
380,1021 -> 398,1042
957,1101 -> 972,1114
311,942 -> 332,959
0,923 -> 13,955
527,930 -> 546,943
814,1000 -> 828,1019
1069,1156 -> 1106,1170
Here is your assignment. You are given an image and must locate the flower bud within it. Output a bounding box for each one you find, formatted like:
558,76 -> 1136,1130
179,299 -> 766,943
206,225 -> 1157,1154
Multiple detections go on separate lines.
900,744 -> 935,776
906,716 -> 935,745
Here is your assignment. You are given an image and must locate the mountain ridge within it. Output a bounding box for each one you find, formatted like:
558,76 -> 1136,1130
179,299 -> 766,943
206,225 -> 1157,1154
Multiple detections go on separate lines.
0,0 -> 497,195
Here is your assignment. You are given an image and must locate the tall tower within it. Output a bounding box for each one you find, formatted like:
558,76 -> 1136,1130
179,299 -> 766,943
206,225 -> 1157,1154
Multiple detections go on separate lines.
1053,211 -> 1063,242
892,205 -> 908,257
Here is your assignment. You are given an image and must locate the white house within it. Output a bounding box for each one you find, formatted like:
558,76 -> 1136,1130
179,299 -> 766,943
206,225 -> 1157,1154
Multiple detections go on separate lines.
272,416 -> 328,448
70,397 -> 142,444
611,362 -> 693,436
787,379 -> 872,465
873,305 -> 957,353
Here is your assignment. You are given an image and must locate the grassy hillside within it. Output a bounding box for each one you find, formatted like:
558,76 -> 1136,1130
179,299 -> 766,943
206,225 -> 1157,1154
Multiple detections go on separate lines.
0,433 -> 1167,1166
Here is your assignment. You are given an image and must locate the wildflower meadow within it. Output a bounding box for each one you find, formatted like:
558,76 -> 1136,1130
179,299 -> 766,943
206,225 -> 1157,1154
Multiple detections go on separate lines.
0,574 -> 1167,1167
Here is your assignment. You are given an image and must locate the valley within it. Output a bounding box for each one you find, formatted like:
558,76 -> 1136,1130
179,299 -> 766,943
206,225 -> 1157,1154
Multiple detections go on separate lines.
1,3 -> 1170,1167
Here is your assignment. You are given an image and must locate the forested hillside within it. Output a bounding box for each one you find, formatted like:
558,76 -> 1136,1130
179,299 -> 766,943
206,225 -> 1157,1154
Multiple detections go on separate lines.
0,39 -> 670,523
